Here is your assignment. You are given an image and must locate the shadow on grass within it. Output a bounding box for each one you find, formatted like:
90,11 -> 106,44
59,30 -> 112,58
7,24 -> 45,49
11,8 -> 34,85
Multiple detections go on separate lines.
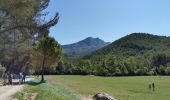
27,80 -> 47,86
128,89 -> 151,94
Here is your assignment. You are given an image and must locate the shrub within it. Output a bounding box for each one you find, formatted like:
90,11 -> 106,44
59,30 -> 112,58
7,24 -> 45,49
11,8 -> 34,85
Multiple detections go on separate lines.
165,67 -> 170,75
0,65 -> 5,77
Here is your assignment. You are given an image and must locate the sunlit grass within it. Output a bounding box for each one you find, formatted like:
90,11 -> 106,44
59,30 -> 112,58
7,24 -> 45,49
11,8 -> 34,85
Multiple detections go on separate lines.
46,75 -> 170,100
13,79 -> 80,100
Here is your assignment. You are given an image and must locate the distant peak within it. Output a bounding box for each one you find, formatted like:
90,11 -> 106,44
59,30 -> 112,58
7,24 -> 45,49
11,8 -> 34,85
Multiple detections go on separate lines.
85,37 -> 96,40
86,37 -> 93,39
61,37 -> 110,56
85,37 -> 102,40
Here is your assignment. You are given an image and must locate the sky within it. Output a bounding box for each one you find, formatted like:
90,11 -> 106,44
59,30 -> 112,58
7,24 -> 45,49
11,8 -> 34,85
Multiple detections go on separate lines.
46,0 -> 170,45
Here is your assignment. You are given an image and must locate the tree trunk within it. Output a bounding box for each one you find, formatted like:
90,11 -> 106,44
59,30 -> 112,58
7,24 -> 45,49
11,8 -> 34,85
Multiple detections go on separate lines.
41,73 -> 44,82
41,54 -> 46,82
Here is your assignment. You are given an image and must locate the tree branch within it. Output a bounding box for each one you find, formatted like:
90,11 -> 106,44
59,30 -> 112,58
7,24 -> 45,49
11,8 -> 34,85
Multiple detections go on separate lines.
0,13 -> 59,34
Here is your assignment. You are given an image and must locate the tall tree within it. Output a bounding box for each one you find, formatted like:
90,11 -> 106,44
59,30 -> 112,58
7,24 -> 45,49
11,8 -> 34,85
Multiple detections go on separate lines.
34,36 -> 62,82
0,0 -> 59,73
0,0 -> 59,35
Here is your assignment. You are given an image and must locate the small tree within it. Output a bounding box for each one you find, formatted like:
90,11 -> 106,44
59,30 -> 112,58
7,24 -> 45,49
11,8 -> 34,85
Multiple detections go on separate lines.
115,67 -> 122,76
56,61 -> 65,74
121,64 -> 129,76
35,36 -> 62,82
165,67 -> 170,75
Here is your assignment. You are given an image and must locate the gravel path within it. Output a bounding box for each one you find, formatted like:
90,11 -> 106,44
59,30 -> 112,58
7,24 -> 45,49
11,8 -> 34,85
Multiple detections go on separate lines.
0,77 -> 33,100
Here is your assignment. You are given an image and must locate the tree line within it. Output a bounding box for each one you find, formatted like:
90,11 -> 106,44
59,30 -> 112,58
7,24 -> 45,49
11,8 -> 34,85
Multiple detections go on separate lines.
55,53 -> 170,76
55,33 -> 170,76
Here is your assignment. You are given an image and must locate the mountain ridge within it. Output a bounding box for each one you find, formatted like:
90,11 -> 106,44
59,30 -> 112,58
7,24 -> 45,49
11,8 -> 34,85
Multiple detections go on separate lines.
61,37 -> 110,56
85,33 -> 170,58
57,33 -> 170,76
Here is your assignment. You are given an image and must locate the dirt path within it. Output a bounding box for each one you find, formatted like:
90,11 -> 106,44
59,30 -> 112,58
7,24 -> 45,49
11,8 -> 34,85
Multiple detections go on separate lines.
81,95 -> 93,100
0,77 -> 33,100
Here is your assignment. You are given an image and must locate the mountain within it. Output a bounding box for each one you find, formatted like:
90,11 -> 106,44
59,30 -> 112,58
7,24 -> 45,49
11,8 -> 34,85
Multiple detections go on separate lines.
81,33 -> 170,76
57,33 -> 170,76
85,33 -> 170,58
61,37 -> 110,56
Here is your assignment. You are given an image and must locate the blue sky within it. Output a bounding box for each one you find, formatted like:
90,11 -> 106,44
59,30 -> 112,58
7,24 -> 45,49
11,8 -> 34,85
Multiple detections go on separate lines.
46,0 -> 170,45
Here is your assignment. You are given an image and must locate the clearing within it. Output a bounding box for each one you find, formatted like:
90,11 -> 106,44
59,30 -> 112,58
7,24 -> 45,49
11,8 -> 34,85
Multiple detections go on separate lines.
14,75 -> 170,100
46,75 -> 170,100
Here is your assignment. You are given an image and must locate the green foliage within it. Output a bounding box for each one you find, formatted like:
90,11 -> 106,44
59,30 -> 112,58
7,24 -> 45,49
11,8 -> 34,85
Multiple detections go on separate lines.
13,80 -> 80,100
56,61 -> 65,74
114,67 -> 122,76
0,65 -> 5,77
34,36 -> 62,81
0,0 -> 59,74
153,54 -> 167,67
165,67 -> 170,75
37,36 -> 62,59
121,64 -> 129,75
158,65 -> 166,75
56,33 -> 170,76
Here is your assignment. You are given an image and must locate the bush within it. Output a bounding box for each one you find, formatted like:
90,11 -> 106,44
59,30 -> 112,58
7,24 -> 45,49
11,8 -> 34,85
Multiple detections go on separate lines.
146,71 -> 154,76
165,67 -> 170,75
115,67 -> 122,76
158,65 -> 166,75
0,66 -> 5,77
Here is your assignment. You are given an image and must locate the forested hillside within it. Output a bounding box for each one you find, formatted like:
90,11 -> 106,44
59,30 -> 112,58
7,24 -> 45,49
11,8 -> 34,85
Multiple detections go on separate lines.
86,33 -> 170,58
56,33 -> 170,76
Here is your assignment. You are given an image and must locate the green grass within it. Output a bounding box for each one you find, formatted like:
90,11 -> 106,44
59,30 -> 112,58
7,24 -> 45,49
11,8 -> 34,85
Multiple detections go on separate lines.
13,80 -> 80,100
14,75 -> 170,100
45,75 -> 170,100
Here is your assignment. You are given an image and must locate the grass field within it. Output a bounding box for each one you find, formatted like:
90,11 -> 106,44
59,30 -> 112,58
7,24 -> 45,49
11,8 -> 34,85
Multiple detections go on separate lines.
46,75 -> 170,100
14,75 -> 170,100
13,79 -> 80,100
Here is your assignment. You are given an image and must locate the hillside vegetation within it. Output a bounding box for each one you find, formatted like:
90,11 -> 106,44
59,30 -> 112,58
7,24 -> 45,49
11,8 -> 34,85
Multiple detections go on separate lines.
57,33 -> 170,76
86,33 -> 170,58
